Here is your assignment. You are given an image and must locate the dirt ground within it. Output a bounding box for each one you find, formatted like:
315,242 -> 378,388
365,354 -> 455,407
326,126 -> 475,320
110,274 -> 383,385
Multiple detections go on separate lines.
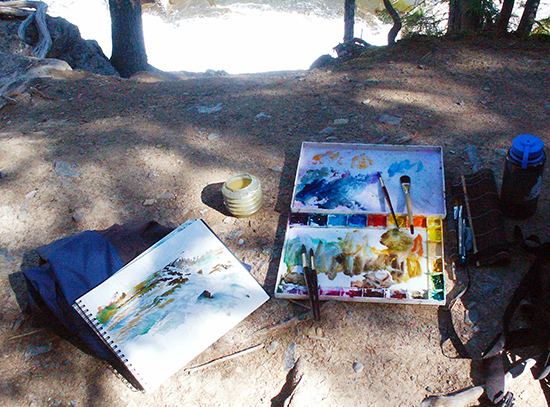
1,35 -> 550,407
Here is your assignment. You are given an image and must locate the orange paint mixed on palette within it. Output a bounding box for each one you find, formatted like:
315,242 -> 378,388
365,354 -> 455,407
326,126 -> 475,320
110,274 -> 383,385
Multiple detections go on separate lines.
275,142 -> 447,305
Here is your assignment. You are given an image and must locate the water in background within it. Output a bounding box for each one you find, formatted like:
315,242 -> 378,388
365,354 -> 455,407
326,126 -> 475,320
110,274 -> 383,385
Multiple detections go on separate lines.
44,0 -> 391,74
43,0 -> 550,74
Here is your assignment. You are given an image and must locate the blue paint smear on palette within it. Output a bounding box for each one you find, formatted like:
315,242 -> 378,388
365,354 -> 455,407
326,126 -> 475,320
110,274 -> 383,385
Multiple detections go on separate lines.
327,214 -> 347,227
295,168 -> 378,210
387,160 -> 424,177
347,214 -> 367,227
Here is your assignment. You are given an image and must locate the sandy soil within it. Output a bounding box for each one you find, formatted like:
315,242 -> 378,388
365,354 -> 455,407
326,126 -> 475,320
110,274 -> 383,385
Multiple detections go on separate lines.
1,35 -> 550,407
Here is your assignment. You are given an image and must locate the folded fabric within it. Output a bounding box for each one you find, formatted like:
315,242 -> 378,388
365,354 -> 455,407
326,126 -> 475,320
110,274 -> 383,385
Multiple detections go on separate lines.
23,221 -> 172,363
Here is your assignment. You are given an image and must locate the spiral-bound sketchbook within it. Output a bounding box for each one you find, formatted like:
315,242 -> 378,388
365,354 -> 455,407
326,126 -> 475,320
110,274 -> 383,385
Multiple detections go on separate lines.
73,219 -> 269,392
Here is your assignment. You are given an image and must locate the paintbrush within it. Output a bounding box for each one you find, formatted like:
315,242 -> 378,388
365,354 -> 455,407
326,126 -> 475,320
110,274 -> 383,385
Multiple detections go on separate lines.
400,175 -> 414,234
301,245 -> 320,321
309,248 -> 320,320
377,172 -> 399,228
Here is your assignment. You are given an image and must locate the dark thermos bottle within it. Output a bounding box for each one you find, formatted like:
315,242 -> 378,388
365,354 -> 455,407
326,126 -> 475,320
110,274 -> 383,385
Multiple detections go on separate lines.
500,135 -> 545,219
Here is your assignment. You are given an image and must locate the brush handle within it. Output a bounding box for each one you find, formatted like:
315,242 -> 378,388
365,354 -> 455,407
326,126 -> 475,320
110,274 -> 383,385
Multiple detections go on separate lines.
404,192 -> 414,234
383,187 -> 399,227
377,173 -> 399,227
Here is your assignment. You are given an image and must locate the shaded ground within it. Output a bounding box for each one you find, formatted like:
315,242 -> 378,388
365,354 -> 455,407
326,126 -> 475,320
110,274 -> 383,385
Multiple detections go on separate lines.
1,35 -> 550,407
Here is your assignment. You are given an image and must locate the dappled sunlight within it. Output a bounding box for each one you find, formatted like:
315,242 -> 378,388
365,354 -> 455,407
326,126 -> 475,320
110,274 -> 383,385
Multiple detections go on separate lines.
0,135 -> 53,183
133,145 -> 187,175
372,87 -> 514,132
374,88 -> 468,112
0,135 -> 59,247
1,36 -> 549,406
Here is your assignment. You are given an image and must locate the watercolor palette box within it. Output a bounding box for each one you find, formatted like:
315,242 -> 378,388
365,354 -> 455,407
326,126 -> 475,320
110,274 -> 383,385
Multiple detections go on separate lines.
275,142 -> 447,305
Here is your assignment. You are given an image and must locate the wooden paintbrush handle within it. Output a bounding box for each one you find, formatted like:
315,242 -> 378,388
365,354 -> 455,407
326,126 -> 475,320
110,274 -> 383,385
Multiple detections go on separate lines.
405,193 -> 414,233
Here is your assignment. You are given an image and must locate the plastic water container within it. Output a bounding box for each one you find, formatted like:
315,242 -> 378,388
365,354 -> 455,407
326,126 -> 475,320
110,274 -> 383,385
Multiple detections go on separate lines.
500,135 -> 545,219
222,174 -> 263,217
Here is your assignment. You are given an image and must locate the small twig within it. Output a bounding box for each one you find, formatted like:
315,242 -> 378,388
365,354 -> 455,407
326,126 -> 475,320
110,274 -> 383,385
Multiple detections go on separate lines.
420,52 -> 432,61
255,311 -> 311,335
29,86 -> 53,100
287,298 -> 311,310
307,335 -> 330,341
9,328 -> 44,340
1,95 -> 23,106
183,343 -> 264,373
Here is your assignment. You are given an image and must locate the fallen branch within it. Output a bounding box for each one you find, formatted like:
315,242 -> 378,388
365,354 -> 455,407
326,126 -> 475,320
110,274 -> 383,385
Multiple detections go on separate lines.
183,343 -> 264,373
420,386 -> 484,407
271,358 -> 302,407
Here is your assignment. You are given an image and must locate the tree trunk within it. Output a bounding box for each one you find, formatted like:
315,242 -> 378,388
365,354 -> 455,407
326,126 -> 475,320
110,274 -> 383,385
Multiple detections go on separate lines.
447,0 -> 464,34
448,0 -> 485,34
344,0 -> 355,42
383,0 -> 402,44
495,0 -> 515,33
462,0 -> 484,32
516,0 -> 541,37
109,0 -> 148,78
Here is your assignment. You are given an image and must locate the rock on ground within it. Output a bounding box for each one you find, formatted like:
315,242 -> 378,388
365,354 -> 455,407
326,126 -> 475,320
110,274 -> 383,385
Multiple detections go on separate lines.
0,14 -> 117,76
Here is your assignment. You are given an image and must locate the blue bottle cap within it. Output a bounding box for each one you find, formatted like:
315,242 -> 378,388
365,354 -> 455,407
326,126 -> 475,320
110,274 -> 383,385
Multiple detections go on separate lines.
510,134 -> 544,169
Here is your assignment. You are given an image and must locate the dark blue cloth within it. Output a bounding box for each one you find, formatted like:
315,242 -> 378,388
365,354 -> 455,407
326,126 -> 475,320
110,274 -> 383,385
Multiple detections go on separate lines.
23,231 -> 124,362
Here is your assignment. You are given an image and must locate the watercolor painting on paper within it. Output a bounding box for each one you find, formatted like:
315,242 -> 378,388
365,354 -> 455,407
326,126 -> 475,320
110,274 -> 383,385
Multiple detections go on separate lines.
94,246 -> 256,345
74,219 -> 269,391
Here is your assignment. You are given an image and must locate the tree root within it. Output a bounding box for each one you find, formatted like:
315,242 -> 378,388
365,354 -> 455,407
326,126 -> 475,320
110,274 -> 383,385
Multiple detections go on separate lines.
0,1 -> 52,58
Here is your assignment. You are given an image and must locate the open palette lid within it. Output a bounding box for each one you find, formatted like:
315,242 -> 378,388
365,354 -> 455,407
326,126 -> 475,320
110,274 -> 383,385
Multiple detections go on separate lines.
290,142 -> 446,217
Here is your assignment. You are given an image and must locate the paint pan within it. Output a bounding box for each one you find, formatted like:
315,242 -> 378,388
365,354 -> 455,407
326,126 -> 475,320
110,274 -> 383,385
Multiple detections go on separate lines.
327,214 -> 347,227
309,214 -> 328,226
222,174 -> 262,217
367,214 -> 387,227
275,142 -> 447,306
347,214 -> 367,228
289,212 -> 309,226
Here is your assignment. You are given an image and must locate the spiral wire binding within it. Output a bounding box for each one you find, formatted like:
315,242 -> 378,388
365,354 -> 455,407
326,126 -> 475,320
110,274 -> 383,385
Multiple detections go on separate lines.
74,299 -> 150,391
103,359 -> 141,392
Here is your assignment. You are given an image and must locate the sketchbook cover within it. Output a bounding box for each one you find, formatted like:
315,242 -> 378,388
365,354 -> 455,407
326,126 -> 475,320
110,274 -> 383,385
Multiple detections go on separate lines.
73,219 -> 269,392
